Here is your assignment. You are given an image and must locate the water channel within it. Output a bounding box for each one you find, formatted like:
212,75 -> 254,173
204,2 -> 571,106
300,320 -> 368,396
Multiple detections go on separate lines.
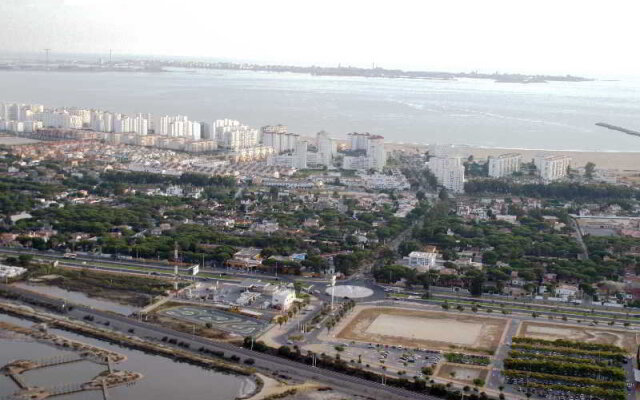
0,313 -> 256,400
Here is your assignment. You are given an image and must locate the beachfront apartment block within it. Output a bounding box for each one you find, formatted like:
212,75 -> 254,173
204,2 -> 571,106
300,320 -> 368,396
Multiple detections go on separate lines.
157,115 -> 202,140
261,125 -> 299,153
316,130 -> 336,167
488,153 -> 522,178
214,119 -> 259,150
427,156 -> 465,193
534,154 -> 572,182
344,132 -> 387,172
267,140 -> 308,169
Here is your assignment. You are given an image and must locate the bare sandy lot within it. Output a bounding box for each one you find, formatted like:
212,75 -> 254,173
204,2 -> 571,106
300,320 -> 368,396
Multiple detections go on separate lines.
437,364 -> 489,386
336,306 -> 508,354
519,321 -> 638,353
366,314 -> 482,345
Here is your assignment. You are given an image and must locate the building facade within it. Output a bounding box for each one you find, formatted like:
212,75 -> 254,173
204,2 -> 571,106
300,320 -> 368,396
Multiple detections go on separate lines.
428,156 -> 465,193
534,154 -> 571,182
488,153 -> 522,178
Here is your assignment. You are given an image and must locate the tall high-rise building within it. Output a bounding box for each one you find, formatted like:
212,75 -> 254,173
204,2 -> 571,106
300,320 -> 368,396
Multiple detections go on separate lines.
367,135 -> 386,172
316,131 -> 335,167
0,103 -> 10,120
343,132 -> 386,171
488,153 -> 522,178
428,156 -> 465,193
132,114 -> 149,135
534,154 -> 571,182
214,119 -> 258,150
262,125 -> 298,153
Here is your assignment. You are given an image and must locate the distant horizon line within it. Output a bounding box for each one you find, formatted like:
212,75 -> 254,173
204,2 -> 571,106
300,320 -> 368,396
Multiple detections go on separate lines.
2,49 -> 635,80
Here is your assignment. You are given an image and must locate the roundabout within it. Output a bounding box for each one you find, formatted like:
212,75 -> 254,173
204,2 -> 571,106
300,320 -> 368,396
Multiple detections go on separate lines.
325,285 -> 374,299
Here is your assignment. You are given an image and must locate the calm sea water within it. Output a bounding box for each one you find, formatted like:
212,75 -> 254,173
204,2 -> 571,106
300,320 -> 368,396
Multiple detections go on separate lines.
1,69 -> 639,151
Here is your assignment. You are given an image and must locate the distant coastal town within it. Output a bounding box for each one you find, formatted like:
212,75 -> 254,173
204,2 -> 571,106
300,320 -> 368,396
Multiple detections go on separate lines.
0,100 -> 638,193
0,55 -> 592,83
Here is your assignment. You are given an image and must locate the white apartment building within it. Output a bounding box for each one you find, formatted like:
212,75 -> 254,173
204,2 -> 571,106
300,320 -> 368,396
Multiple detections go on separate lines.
37,111 -> 83,130
267,140 -> 308,169
407,248 -> 437,272
428,156 -> 465,193
534,154 -> 571,182
316,131 -> 335,167
345,132 -> 386,172
367,135 -> 386,171
342,155 -> 369,170
488,153 -> 522,178
271,288 -> 296,310
158,115 -> 200,139
214,119 -> 259,150
262,125 -> 299,153
349,132 -> 371,151
0,120 -> 24,132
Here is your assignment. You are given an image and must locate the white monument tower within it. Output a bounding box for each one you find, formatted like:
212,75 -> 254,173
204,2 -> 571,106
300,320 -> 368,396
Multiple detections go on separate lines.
330,274 -> 336,311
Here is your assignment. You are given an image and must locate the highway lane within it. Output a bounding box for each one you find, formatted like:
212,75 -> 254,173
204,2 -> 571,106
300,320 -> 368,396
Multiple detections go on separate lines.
0,284 -> 440,400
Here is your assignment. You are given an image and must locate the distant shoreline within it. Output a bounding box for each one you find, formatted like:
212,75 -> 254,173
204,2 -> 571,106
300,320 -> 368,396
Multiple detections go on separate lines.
382,142 -> 640,171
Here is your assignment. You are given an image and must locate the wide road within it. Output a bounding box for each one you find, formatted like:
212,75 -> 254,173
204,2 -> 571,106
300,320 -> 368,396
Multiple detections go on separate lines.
0,284 -> 438,400
0,246 -> 333,285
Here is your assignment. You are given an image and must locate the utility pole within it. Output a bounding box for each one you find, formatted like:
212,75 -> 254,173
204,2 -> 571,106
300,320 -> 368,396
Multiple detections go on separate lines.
44,48 -> 51,70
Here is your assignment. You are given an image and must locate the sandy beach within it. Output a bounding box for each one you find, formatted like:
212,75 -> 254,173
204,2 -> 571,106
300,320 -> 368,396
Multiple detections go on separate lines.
385,142 -> 640,171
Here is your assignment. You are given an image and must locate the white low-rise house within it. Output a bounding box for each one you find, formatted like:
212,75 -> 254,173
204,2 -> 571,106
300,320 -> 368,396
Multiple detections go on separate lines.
406,247 -> 437,271
496,215 -> 518,224
271,288 -> 296,310
0,264 -> 27,279
10,212 -> 33,224
556,284 -> 579,299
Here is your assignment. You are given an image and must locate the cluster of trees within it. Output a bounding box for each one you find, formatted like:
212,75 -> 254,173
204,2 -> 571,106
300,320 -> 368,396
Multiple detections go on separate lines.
26,203 -> 152,235
464,180 -> 639,201
511,343 -> 626,364
509,350 -> 619,367
409,204 -> 623,285
504,358 -> 626,381
101,171 -> 236,188
0,176 -> 61,214
444,353 -> 491,366
511,337 -> 624,353
325,299 -> 356,331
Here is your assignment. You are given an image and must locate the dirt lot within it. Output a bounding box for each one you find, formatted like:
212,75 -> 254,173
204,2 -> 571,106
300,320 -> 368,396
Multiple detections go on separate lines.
436,363 -> 489,386
518,321 -> 638,353
335,306 -> 508,354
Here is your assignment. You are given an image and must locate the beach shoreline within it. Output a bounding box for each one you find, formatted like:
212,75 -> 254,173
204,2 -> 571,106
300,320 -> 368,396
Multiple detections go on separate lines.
384,142 -> 640,171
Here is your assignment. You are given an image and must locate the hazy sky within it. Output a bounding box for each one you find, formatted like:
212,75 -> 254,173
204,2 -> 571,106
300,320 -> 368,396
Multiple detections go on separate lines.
1,0 -> 639,76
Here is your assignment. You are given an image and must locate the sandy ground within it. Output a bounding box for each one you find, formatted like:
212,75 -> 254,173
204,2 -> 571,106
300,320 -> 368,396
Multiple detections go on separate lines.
436,363 -> 489,386
0,136 -> 41,145
366,314 -> 482,345
385,142 -> 640,171
334,306 -> 508,354
245,373 -> 330,400
518,321 -> 638,353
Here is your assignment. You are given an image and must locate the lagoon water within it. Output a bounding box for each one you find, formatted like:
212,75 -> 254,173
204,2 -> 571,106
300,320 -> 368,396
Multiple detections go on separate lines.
0,69 -> 639,151
0,313 -> 254,400
12,282 -> 138,315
